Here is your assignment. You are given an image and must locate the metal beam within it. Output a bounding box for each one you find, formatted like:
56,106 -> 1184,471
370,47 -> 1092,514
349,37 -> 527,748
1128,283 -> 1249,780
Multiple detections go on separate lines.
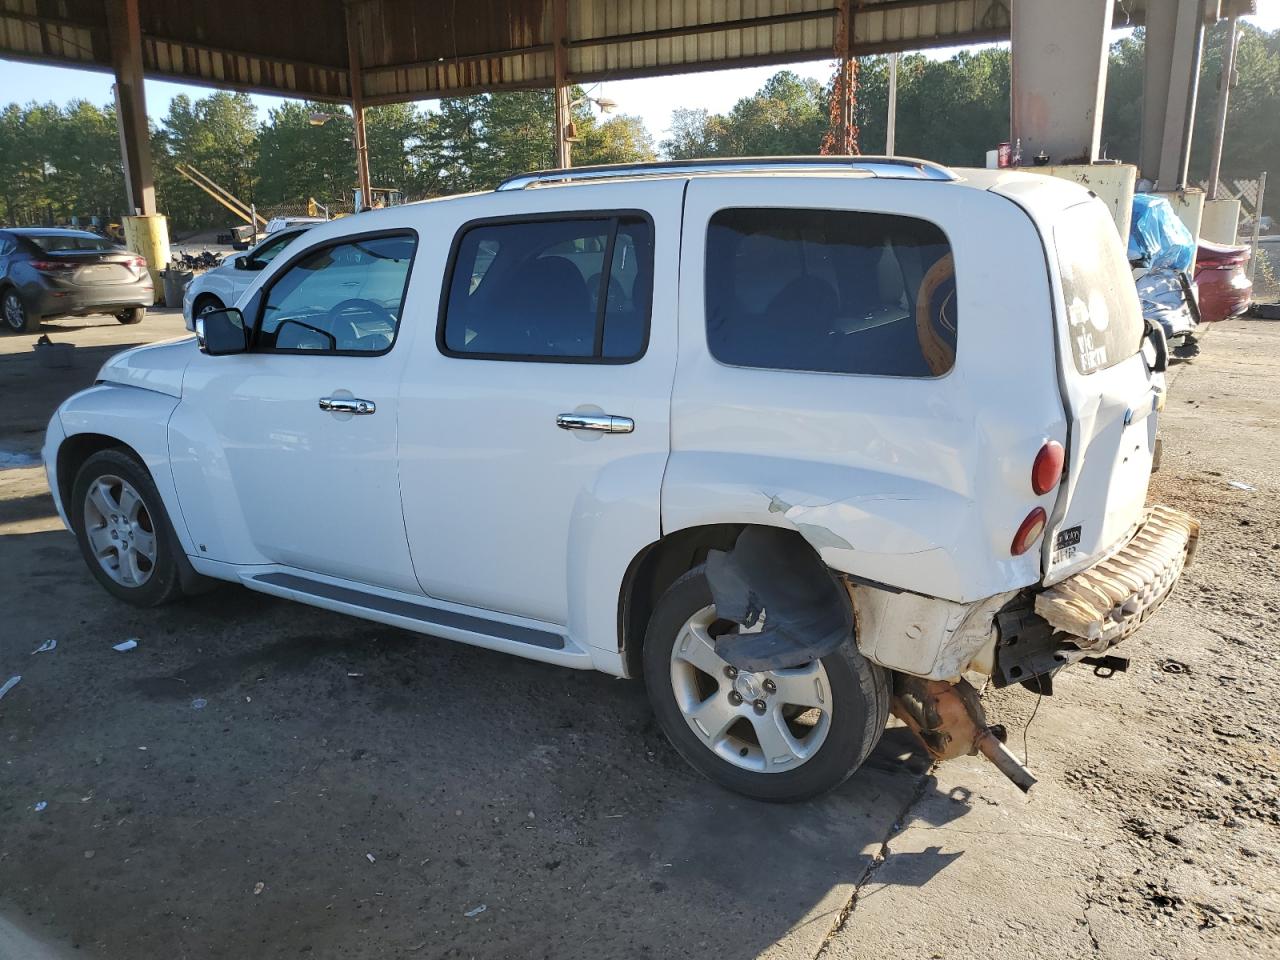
105,0 -> 155,216
1011,0 -> 1116,164
553,0 -> 570,169
1206,15 -> 1240,199
1140,0 -> 1205,188
345,3 -> 373,212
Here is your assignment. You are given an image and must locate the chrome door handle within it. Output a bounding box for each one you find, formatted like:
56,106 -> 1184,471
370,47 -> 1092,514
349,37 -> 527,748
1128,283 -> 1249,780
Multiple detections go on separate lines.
319,397 -> 376,415
556,413 -> 634,434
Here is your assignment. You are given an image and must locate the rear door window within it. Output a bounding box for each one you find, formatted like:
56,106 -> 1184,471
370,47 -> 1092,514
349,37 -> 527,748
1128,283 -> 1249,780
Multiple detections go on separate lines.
1054,201 -> 1145,374
705,208 -> 956,377
441,215 -> 653,363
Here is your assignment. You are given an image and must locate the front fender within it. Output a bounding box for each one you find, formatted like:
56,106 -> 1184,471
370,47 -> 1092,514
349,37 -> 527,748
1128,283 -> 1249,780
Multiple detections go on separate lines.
52,384 -> 193,553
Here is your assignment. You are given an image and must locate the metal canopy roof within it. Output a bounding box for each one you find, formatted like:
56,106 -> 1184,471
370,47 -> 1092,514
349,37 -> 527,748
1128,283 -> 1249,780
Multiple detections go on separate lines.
2,0 -> 1151,105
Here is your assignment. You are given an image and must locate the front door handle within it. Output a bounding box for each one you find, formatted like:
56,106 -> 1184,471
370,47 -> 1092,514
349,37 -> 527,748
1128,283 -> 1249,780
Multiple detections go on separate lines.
319,396 -> 376,415
556,413 -> 634,434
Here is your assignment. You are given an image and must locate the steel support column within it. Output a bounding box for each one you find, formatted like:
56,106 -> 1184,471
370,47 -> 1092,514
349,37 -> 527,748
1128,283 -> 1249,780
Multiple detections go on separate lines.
1010,0 -> 1115,164
1140,0 -> 1206,188
105,0 -> 155,216
1206,14 -> 1240,199
553,0 -> 571,168
346,3 -> 373,212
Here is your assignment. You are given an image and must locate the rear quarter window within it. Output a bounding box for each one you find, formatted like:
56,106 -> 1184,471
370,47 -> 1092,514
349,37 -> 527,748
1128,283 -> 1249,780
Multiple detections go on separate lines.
1054,202 -> 1145,375
705,208 -> 956,377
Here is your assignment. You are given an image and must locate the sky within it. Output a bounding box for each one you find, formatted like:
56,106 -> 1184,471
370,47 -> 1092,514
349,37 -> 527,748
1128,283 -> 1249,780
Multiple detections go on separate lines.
1,8 -> 1276,146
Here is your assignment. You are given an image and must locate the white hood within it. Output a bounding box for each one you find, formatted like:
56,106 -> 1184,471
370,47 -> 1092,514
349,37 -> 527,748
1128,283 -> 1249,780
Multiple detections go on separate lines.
97,336 -> 199,398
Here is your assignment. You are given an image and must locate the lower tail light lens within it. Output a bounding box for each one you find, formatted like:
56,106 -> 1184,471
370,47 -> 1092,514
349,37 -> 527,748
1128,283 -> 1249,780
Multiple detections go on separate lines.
1032,440 -> 1065,495
1011,507 -> 1047,556
31,259 -> 76,272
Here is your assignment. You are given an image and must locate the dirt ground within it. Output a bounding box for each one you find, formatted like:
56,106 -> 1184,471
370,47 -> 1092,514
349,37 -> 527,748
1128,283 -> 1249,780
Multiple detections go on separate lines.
0,311 -> 1277,960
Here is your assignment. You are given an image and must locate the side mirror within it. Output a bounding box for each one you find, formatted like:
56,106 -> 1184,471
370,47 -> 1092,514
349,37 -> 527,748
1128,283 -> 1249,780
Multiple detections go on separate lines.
233,255 -> 253,270
196,308 -> 250,355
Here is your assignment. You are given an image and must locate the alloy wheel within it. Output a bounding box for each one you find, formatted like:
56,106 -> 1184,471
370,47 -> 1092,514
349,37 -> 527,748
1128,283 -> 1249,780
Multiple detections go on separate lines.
3,292 -> 25,331
668,605 -> 833,773
82,474 -> 158,587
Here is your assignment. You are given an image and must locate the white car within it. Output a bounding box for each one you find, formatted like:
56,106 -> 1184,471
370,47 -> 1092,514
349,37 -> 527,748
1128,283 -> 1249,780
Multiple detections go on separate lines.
264,215 -> 327,235
181,227 -> 312,330
44,158 -> 1197,801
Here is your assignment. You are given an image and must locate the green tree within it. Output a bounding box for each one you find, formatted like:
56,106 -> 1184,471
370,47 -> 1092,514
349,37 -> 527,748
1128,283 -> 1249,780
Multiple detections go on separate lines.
154,92 -> 260,231
418,86 -> 654,193
0,100 -> 124,226
661,71 -> 828,158
256,101 -> 355,208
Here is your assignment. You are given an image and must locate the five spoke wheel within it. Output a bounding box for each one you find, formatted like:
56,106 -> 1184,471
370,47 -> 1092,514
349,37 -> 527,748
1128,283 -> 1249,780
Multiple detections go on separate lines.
669,606 -> 833,774
82,474 -> 157,587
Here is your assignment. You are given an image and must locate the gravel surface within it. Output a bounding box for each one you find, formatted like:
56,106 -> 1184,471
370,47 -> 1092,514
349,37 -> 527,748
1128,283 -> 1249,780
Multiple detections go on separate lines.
0,313 -> 1277,959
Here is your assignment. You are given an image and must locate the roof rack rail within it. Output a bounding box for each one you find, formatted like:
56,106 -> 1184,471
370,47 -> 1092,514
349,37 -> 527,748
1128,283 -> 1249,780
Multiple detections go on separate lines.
496,156 -> 959,191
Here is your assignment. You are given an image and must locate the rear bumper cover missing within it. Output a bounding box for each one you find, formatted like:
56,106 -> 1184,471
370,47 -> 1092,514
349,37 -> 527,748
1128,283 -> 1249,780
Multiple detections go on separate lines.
995,504 -> 1199,687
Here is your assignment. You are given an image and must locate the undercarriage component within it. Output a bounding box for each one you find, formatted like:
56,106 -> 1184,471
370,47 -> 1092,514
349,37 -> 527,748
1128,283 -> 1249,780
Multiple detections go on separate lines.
705,526 -> 853,672
892,675 -> 1037,793
992,603 -> 1089,689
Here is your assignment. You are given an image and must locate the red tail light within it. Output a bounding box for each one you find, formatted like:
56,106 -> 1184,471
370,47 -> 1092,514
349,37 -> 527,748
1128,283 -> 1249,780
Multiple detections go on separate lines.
1011,507 -> 1047,556
127,255 -> 147,270
30,259 -> 76,272
1032,440 -> 1065,495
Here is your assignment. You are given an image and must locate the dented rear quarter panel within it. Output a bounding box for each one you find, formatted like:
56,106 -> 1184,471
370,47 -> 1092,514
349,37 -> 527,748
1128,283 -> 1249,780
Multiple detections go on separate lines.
664,175 -> 1069,605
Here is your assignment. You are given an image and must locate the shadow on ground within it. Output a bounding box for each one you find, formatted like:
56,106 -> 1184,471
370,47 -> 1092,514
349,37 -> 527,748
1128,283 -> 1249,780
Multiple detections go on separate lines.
0,527 -> 972,960
1,312 -> 974,959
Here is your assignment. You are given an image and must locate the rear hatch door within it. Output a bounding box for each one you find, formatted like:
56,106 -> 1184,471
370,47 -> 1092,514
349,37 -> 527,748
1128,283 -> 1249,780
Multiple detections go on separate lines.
1044,199 -> 1161,584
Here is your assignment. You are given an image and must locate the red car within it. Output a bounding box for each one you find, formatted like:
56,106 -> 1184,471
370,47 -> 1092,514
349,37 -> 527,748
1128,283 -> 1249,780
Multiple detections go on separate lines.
1194,240 -> 1252,322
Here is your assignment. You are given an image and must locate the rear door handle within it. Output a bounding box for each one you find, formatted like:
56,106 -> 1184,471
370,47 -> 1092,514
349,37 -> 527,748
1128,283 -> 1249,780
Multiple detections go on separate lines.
319,397 -> 376,415
556,413 -> 634,434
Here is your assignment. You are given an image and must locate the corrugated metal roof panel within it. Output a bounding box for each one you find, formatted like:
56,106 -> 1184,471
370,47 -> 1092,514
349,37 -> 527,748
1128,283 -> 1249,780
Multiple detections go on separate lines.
0,0 -> 1146,103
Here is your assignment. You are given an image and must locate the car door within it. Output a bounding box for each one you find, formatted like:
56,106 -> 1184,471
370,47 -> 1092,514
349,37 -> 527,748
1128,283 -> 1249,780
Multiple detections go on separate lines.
176,227 -> 424,594
398,180 -> 683,648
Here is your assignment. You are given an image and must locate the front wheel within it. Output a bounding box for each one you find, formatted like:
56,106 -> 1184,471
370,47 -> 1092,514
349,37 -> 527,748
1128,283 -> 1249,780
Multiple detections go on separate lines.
116,307 -> 145,325
642,566 -> 890,802
71,448 -> 185,606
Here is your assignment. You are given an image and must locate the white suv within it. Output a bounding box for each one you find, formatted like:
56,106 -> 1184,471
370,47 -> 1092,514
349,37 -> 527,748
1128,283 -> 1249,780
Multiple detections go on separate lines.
43,158 -> 1197,801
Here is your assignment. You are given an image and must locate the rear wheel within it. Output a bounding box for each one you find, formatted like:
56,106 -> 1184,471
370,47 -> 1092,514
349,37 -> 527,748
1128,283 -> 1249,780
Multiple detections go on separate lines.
116,307 -> 145,325
2,289 -> 36,333
71,449 -> 184,606
642,565 -> 890,802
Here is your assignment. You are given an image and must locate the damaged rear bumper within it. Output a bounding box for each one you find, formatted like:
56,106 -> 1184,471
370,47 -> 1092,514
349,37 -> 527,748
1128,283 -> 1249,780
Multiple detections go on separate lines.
995,504 -> 1199,689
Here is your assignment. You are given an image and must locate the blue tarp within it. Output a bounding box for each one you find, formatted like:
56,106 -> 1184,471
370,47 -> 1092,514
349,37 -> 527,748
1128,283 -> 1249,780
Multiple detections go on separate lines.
1128,193 -> 1196,271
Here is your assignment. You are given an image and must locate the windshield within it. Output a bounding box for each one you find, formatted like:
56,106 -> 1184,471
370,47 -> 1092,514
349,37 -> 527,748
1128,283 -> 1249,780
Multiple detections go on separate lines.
26,234 -> 116,254
1054,202 -> 1145,375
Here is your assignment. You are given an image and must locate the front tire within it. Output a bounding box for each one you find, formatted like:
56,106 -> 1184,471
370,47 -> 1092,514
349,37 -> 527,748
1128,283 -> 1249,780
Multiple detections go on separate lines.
116,307 -> 145,325
642,565 -> 890,802
192,295 -> 224,320
71,449 -> 184,607
2,289 -> 36,332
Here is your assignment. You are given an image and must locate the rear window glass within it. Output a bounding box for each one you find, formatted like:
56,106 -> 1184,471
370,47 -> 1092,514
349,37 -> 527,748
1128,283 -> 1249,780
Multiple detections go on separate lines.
442,215 -> 653,362
1055,202 -> 1145,374
26,234 -> 116,253
705,208 -> 956,378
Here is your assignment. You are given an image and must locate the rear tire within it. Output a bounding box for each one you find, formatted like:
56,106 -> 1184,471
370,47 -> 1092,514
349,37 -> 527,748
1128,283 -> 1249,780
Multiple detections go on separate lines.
642,565 -> 890,802
116,307 -> 145,325
71,448 -> 185,607
2,288 -> 36,333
